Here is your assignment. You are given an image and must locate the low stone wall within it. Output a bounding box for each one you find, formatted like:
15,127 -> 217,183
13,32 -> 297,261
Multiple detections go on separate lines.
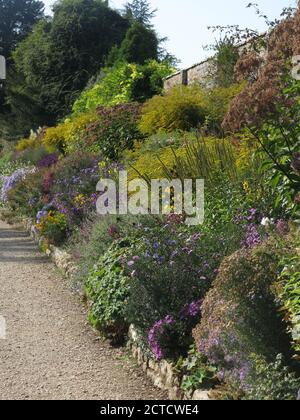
22,217 -> 77,279
128,326 -> 211,401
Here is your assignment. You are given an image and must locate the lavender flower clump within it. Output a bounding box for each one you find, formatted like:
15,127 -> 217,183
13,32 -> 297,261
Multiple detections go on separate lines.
0,167 -> 35,203
36,210 -> 48,224
37,153 -> 58,168
241,224 -> 262,249
148,315 -> 175,360
180,300 -> 203,319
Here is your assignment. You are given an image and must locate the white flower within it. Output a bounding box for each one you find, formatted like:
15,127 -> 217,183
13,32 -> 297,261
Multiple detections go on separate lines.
261,217 -> 274,227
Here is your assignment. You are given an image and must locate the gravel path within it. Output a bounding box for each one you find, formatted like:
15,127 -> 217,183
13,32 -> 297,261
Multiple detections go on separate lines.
0,220 -> 166,400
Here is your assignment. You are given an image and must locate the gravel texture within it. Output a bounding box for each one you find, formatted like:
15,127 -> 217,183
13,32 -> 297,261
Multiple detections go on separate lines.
0,220 -> 167,400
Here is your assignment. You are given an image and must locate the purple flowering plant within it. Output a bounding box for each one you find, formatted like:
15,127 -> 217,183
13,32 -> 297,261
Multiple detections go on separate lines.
125,218 -> 242,359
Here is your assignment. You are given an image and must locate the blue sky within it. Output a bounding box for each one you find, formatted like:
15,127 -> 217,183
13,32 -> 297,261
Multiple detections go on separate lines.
44,0 -> 296,68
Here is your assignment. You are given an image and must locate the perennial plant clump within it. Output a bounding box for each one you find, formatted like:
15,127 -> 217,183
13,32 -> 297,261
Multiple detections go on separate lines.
0,167 -> 35,203
193,240 -> 293,391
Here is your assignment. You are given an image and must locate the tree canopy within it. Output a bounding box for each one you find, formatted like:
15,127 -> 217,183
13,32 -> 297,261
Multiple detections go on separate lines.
0,0 -> 45,58
123,0 -> 157,28
5,0 -> 129,132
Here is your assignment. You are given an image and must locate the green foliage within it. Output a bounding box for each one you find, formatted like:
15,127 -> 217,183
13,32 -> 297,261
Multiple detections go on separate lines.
8,0 -> 129,130
80,103 -> 143,159
125,133 -> 189,181
0,153 -> 14,175
211,38 -> 240,88
193,240 -> 293,389
108,22 -> 158,65
139,83 -> 243,136
69,215 -> 120,284
139,85 -> 207,135
17,145 -> 49,165
170,135 -> 238,183
123,0 -> 156,28
85,239 -> 132,343
126,219 -> 242,359
42,111 -> 97,153
72,61 -> 173,115
203,83 -> 245,133
175,346 -> 218,393
243,354 -> 300,400
6,169 -> 45,217
277,236 -> 300,353
246,80 -> 300,218
37,210 -> 67,246
0,0 -> 44,58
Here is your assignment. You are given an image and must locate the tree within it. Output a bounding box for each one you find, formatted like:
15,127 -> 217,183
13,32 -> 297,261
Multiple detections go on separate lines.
6,0 -> 129,132
0,0 -> 44,138
123,0 -> 157,28
0,0 -> 44,58
108,21 -> 158,65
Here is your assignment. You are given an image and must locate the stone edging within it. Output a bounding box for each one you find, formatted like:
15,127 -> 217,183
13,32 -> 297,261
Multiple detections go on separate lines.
128,326 -> 211,401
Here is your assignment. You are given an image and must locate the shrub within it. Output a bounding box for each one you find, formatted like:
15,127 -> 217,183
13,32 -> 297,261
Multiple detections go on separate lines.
168,136 -> 238,184
139,85 -> 207,135
202,83 -> 245,133
193,240 -> 292,390
15,128 -> 45,152
243,354 -> 300,400
68,214 -> 121,285
61,113 -> 98,154
36,210 -> 67,246
85,239 -> 132,344
0,152 -> 13,171
16,136 -> 39,152
72,61 -> 173,115
126,218 -> 242,359
16,145 -> 50,165
42,112 -> 97,154
42,124 -> 67,153
5,169 -> 46,217
175,346 -> 218,394
37,153 -> 58,168
0,167 -> 35,204
82,103 -> 143,159
245,80 -> 300,218
277,233 -> 300,354
49,153 -> 105,227
126,135 -> 188,181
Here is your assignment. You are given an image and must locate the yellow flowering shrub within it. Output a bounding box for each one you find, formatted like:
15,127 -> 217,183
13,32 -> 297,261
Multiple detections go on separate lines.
16,130 -> 39,152
42,111 -> 97,153
43,124 -> 69,153
36,211 -> 67,246
139,85 -> 207,135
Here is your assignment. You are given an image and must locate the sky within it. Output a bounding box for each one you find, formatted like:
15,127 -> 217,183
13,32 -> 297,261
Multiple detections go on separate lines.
43,0 -> 297,68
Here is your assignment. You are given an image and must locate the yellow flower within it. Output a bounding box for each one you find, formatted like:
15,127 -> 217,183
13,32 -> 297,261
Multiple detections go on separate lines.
74,194 -> 86,207
243,181 -> 250,193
